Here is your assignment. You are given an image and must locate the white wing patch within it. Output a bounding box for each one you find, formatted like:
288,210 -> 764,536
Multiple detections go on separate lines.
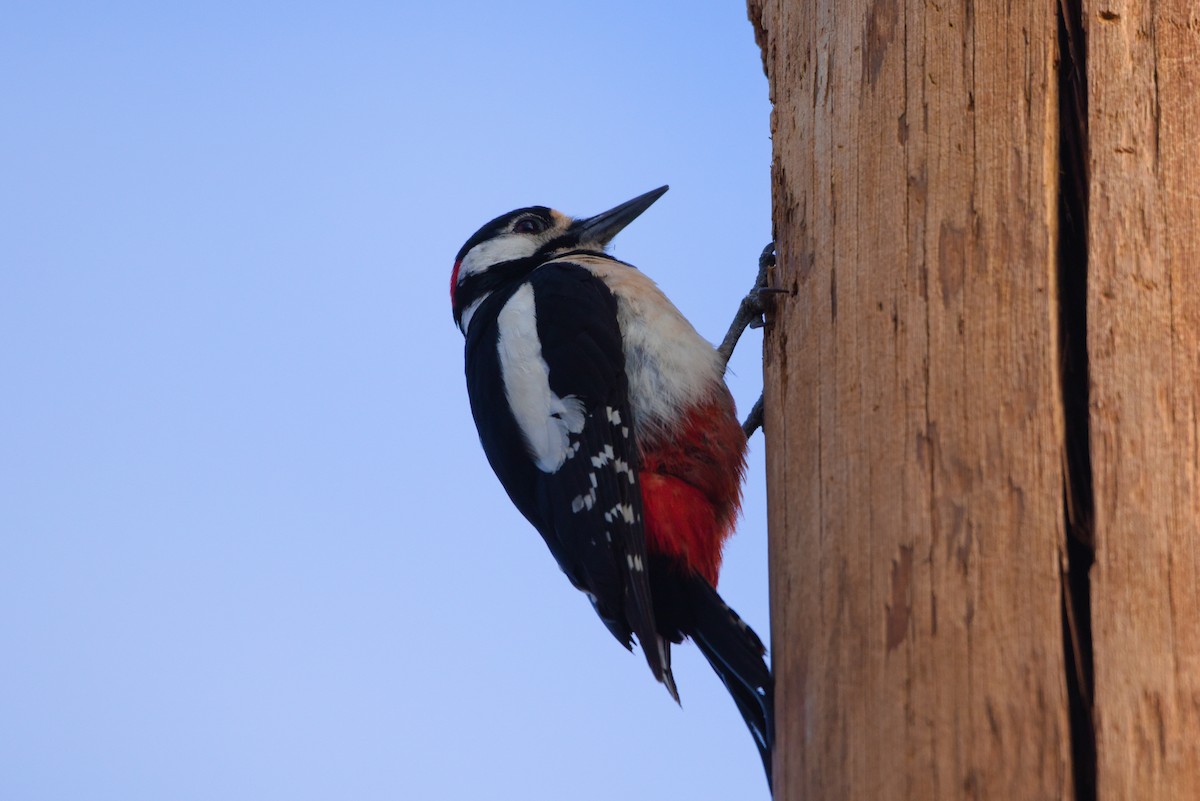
496,283 -> 586,472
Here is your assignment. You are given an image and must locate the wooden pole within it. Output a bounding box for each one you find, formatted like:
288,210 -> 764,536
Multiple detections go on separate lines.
745,0 -> 1200,797
1086,3 -> 1200,798
750,3 -> 1075,798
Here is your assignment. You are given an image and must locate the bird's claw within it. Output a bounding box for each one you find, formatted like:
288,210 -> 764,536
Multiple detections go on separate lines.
717,242 -> 778,367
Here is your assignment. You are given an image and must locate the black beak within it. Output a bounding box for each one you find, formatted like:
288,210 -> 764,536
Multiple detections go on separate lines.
573,185 -> 669,247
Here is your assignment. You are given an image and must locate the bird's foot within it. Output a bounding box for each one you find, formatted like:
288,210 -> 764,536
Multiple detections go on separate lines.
742,394 -> 764,439
717,242 -> 783,367
719,242 -> 783,439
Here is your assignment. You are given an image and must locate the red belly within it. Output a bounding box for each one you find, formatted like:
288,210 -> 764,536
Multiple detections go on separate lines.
638,391 -> 747,587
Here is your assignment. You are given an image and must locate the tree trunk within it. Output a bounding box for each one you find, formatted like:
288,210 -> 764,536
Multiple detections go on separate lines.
747,0 -> 1200,799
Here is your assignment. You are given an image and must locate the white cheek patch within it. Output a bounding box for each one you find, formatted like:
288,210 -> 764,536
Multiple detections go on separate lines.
496,283 -> 586,472
458,235 -> 539,283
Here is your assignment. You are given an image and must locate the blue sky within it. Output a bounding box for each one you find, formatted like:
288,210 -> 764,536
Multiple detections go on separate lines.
1,3 -> 772,798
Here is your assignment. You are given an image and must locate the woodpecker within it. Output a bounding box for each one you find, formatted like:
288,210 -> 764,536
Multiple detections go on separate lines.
451,186 -> 773,786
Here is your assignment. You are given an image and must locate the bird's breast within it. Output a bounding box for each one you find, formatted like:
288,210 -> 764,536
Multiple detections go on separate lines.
553,254 -> 728,441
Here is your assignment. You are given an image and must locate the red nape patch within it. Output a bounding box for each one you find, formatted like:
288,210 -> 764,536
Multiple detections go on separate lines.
450,260 -> 462,306
639,393 -> 748,587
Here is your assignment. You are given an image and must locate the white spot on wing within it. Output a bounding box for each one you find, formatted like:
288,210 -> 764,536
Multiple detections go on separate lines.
572,488 -> 597,513
496,283 -> 586,472
590,445 -> 615,468
613,458 -> 637,485
605,502 -> 638,525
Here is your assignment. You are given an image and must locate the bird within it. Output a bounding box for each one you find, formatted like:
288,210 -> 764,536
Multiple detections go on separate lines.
450,186 -> 773,786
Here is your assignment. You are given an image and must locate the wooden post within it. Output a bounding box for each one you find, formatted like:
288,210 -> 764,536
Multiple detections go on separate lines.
747,0 -> 1200,798
1086,2 -> 1200,798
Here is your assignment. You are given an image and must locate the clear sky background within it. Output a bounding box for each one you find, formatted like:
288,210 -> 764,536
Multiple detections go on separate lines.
1,3 -> 773,799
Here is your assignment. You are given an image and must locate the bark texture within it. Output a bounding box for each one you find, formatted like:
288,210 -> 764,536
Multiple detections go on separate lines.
748,0 -> 1200,799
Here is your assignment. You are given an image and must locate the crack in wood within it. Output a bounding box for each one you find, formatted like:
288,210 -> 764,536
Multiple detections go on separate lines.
1057,2 -> 1097,800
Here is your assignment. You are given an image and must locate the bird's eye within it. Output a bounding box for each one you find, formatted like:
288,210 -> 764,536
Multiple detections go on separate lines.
513,217 -> 544,235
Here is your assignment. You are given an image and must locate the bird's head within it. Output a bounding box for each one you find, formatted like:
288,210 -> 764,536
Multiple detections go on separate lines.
450,186 -> 668,330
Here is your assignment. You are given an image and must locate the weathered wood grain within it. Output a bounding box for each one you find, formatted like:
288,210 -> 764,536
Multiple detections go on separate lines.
1086,3 -> 1200,798
748,0 -> 1074,798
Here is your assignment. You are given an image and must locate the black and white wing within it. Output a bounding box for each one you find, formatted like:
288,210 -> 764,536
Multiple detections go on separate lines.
463,260 -> 674,696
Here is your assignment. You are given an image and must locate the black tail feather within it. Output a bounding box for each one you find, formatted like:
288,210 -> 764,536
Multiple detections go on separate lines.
689,577 -> 775,791
647,556 -> 774,790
